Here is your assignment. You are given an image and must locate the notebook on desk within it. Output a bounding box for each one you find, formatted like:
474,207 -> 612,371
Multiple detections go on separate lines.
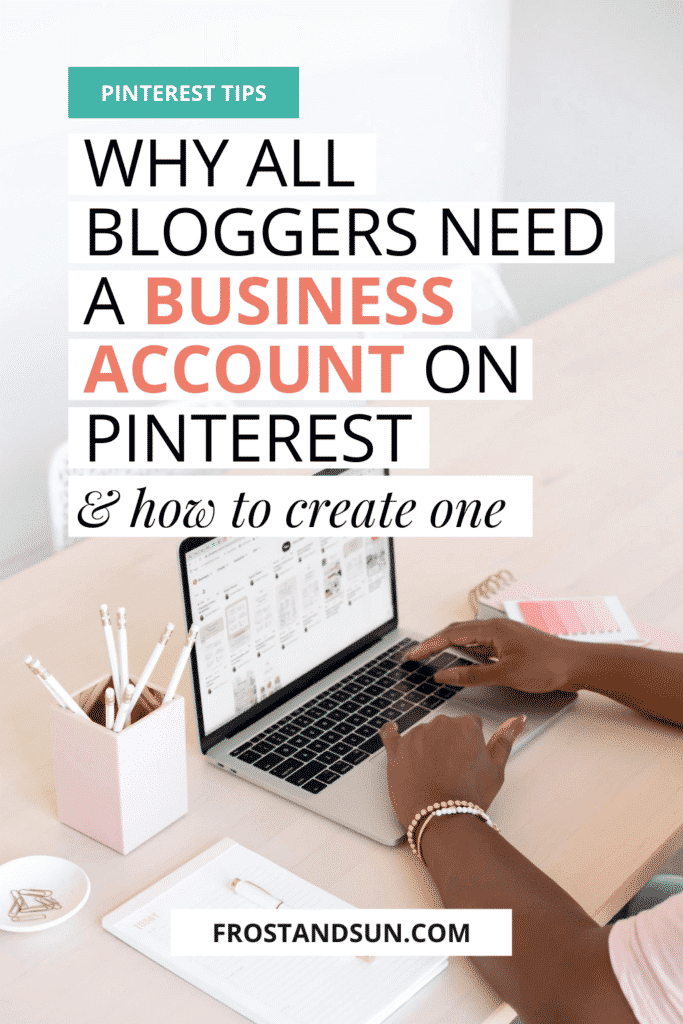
469,571 -> 646,644
102,838 -> 447,1024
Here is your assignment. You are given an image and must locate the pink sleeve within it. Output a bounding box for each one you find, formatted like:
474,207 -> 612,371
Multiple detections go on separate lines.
608,891 -> 683,1023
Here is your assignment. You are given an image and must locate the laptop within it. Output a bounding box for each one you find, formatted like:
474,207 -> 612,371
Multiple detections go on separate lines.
178,474 -> 575,846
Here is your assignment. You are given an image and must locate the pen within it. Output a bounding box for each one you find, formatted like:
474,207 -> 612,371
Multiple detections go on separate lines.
24,655 -> 66,708
28,658 -> 89,719
105,686 -> 116,729
162,625 -> 198,704
230,878 -> 285,908
100,605 -> 121,701
229,878 -> 374,962
117,607 -> 128,703
113,683 -> 134,732
126,623 -> 174,722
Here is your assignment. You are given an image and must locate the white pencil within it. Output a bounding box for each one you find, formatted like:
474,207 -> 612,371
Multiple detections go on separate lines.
24,655 -> 66,708
99,605 -> 121,700
162,626 -> 198,704
28,658 -> 89,719
113,683 -> 134,732
117,607 -> 128,703
104,686 -> 116,729
126,623 -> 174,722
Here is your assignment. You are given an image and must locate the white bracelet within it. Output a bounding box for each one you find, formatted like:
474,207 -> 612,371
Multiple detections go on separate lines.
415,803 -> 500,864
434,805 -> 498,827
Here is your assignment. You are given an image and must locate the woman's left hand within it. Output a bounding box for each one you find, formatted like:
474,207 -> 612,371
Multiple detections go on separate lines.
380,712 -> 526,831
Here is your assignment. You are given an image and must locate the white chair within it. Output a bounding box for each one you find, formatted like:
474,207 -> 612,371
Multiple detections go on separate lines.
48,441 -> 75,553
470,266 -> 519,337
48,443 -> 139,553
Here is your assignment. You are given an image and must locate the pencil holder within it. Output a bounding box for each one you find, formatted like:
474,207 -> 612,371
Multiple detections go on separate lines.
49,677 -> 188,855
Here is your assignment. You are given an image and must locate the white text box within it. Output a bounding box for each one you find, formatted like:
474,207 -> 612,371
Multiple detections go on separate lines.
70,201 -> 614,263
68,270 -> 471,332
68,474 -> 533,538
68,407 -> 430,469
69,134 -> 376,195
171,908 -> 512,957
68,339 -> 531,401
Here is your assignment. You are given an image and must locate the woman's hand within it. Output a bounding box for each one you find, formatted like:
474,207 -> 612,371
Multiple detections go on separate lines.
380,710 -> 639,1024
379,712 -> 526,831
406,618 -> 683,728
405,618 -> 588,693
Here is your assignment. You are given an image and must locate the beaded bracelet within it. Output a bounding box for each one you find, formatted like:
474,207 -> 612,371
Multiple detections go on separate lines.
416,805 -> 500,864
406,800 -> 500,865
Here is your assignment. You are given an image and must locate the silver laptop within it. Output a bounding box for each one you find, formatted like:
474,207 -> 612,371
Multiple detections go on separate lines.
178,485 -> 574,846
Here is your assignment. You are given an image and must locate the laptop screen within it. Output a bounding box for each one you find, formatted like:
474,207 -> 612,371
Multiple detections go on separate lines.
179,502 -> 398,752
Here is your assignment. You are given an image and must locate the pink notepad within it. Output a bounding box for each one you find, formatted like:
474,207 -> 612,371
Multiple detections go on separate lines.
470,573 -> 683,651
504,596 -> 640,643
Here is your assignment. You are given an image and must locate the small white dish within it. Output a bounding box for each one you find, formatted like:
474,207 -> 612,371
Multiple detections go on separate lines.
0,855 -> 90,932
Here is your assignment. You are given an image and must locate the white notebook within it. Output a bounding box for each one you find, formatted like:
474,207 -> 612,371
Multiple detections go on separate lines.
102,838 -> 447,1024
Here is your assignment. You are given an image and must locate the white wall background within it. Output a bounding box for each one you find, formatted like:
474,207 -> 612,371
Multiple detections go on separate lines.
1,0 -> 682,577
501,0 -> 683,323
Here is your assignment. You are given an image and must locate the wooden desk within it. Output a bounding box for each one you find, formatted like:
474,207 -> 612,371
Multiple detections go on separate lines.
2,255 -> 683,1024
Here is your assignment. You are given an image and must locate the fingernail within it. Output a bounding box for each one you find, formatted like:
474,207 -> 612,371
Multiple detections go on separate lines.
506,714 -> 527,738
498,715 -> 523,739
381,721 -> 398,735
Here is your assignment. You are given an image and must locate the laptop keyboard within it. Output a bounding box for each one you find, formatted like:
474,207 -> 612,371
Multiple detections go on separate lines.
230,638 -> 472,795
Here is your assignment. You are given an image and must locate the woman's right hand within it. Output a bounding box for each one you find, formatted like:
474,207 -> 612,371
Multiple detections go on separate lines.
405,618 -> 590,694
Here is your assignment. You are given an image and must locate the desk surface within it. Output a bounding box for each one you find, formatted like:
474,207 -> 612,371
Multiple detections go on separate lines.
2,254 -> 683,1024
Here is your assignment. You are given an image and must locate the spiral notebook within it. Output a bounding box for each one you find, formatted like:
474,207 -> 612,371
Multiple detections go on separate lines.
469,570 -> 546,618
102,838 -> 447,1024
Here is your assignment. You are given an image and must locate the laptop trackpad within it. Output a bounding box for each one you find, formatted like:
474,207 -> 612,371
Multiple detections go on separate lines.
443,685 -> 577,743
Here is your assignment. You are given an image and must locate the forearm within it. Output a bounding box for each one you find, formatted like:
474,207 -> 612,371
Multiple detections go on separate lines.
421,815 -> 637,1024
565,644 -> 683,727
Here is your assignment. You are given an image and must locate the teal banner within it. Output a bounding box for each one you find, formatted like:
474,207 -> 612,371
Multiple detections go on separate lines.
69,67 -> 299,118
